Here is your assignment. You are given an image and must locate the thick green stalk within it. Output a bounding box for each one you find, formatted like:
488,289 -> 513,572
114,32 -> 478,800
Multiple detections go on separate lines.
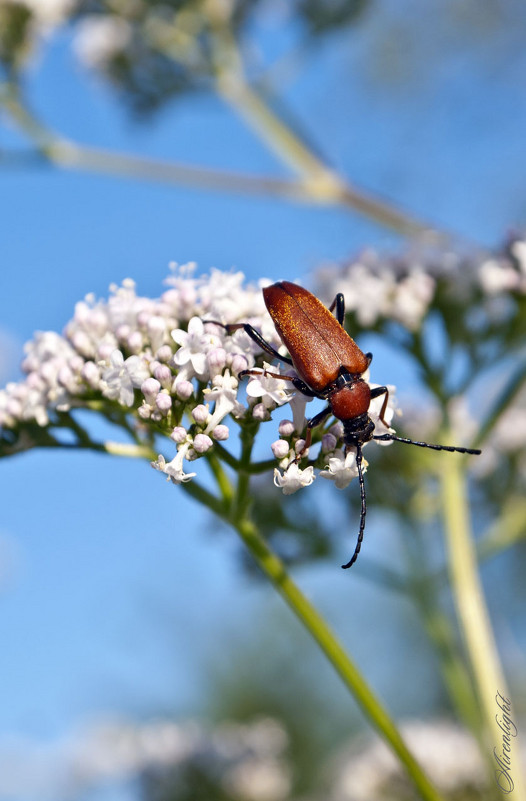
440,454 -> 525,800
233,514 -> 445,801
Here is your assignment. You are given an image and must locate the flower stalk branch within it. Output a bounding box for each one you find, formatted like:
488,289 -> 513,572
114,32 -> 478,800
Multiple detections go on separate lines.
1,45 -> 436,236
230,511 -> 445,801
440,453 -> 526,800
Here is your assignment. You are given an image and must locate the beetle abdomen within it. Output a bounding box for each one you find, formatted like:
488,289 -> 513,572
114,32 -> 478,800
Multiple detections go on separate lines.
263,282 -> 369,392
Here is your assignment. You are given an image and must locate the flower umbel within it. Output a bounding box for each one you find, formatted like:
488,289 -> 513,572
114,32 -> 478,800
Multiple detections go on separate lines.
1,265 -> 402,495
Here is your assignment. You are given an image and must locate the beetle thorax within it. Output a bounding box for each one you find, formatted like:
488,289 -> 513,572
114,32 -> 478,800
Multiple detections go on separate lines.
329,377 -> 371,422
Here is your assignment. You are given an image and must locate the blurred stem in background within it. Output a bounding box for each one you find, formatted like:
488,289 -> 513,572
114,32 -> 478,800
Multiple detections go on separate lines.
0,4 -> 435,238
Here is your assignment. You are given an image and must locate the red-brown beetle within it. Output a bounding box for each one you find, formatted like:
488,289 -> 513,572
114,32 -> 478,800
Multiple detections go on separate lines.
206,281 -> 481,569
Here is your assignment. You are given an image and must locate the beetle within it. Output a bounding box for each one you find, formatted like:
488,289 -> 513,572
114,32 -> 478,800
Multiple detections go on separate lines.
205,281 -> 481,569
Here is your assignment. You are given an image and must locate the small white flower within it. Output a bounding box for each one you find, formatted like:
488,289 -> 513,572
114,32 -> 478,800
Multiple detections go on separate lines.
101,350 -> 150,407
172,317 -> 220,380
392,271 -> 435,330
320,449 -> 363,489
203,371 -> 245,433
479,259 -> 519,295
146,315 -> 168,353
245,364 -> 294,409
273,463 -> 315,494
252,402 -> 270,421
510,240 -> 526,277
271,440 -> 290,460
151,444 -> 196,484
337,257 -> 395,326
287,390 -> 310,433
369,383 -> 397,440
73,14 -> 132,69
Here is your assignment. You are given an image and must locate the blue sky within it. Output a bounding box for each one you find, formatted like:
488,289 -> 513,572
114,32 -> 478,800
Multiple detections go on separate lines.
1,4 -> 526,797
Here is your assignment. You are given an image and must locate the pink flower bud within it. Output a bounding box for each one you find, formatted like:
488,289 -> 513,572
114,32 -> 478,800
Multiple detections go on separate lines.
148,315 -> 165,335
69,355 -> 85,374
278,419 -> 295,437
171,426 -> 187,443
141,378 -> 161,403
97,342 -> 115,361
191,404 -> 209,424
71,330 -> 93,358
295,439 -> 307,455
81,361 -> 100,387
155,392 -> 172,414
156,345 -> 173,363
329,422 -> 344,439
207,347 -> 227,375
26,372 -> 45,390
193,433 -> 213,453
231,354 -> 249,376
175,380 -> 194,400
127,331 -> 143,354
153,364 -> 172,388
212,425 -> 229,441
115,324 -> 130,342
58,365 -> 75,391
271,440 -> 290,459
322,433 -> 338,453
136,310 -> 150,328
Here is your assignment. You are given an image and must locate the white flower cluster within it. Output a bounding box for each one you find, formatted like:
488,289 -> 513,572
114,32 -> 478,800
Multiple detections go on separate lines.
314,237 -> 526,331
331,719 -> 490,800
73,13 -> 133,70
0,716 -> 291,801
0,265 -> 397,493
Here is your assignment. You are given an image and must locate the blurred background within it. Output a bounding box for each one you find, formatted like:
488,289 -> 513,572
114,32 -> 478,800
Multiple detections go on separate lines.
1,1 -> 526,799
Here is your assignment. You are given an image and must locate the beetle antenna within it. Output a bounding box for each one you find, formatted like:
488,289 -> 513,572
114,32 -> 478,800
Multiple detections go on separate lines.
373,433 -> 481,455
341,445 -> 367,569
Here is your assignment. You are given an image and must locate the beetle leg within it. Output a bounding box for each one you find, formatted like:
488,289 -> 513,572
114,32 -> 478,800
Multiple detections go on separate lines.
202,320 -> 293,366
328,293 -> 346,325
239,368 -> 317,398
293,405 -> 332,460
369,385 -> 390,427
364,352 -> 373,367
341,444 -> 366,569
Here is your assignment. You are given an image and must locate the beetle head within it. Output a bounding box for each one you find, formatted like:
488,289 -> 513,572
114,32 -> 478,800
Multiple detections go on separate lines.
341,413 -> 375,448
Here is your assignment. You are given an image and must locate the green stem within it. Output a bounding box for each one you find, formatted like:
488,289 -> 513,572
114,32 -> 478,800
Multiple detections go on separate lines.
232,514 -> 445,801
207,451 -> 234,507
440,452 -> 526,800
